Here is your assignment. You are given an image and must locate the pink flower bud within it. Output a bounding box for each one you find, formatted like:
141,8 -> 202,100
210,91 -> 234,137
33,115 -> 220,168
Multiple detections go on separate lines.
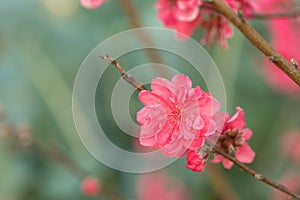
185,151 -> 206,172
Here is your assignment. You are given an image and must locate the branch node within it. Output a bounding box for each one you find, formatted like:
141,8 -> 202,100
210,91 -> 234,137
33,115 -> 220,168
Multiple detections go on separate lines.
254,174 -> 263,180
291,58 -> 298,70
268,56 -> 278,62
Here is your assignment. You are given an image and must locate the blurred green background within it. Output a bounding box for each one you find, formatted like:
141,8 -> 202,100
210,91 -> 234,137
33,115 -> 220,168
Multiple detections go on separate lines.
0,0 -> 299,199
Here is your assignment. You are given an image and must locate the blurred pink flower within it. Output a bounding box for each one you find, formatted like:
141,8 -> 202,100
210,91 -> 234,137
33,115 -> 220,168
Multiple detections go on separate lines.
254,0 -> 300,96
81,176 -> 101,196
137,74 -> 221,157
80,0 -> 104,9
261,18 -> 300,96
211,107 -> 255,169
281,130 -> 300,162
254,0 -> 292,15
271,173 -> 299,200
200,15 -> 234,49
224,0 -> 256,18
155,0 -> 202,36
136,172 -> 188,200
185,150 -> 206,172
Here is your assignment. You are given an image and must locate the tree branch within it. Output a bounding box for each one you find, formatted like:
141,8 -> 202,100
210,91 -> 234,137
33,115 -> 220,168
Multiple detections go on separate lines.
106,56 -> 300,199
204,0 -> 300,87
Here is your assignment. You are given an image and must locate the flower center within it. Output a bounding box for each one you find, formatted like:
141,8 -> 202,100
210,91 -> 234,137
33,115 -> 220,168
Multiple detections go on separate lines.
217,128 -> 245,156
168,105 -> 182,122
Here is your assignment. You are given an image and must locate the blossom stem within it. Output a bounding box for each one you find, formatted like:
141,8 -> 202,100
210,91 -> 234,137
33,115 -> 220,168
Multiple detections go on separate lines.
204,0 -> 300,87
212,146 -> 300,199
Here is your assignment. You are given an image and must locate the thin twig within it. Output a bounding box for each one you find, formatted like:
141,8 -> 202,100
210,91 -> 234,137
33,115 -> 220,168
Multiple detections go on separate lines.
205,0 -> 300,87
116,0 -> 170,77
100,55 -> 146,91
212,146 -> 300,199
107,56 -> 300,199
253,11 -> 300,19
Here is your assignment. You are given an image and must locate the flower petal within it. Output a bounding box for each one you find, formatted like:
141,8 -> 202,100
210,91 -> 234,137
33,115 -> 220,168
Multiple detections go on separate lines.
226,107 -> 246,129
236,142 -> 255,163
139,90 -> 172,110
243,128 -> 253,140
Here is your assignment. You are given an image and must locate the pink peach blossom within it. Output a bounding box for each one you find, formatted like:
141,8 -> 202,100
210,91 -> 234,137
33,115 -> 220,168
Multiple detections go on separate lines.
137,74 -> 221,157
136,172 -> 188,200
211,107 -> 255,169
185,150 -> 206,172
80,0 -> 104,9
155,0 -> 202,36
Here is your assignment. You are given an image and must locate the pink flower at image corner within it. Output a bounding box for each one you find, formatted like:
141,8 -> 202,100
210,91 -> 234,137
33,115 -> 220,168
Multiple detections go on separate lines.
136,74 -> 222,158
80,0 -> 104,9
280,130 -> 300,163
136,172 -> 189,200
211,107 -> 255,169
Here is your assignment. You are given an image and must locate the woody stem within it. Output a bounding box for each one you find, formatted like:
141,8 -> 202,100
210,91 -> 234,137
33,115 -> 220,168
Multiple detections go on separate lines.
212,146 -> 300,199
204,0 -> 300,87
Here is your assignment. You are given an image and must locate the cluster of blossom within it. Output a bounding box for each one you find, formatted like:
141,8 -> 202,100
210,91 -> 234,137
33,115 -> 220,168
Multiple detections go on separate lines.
155,0 -> 255,48
255,0 -> 300,96
137,74 -> 255,172
80,0 -> 256,48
